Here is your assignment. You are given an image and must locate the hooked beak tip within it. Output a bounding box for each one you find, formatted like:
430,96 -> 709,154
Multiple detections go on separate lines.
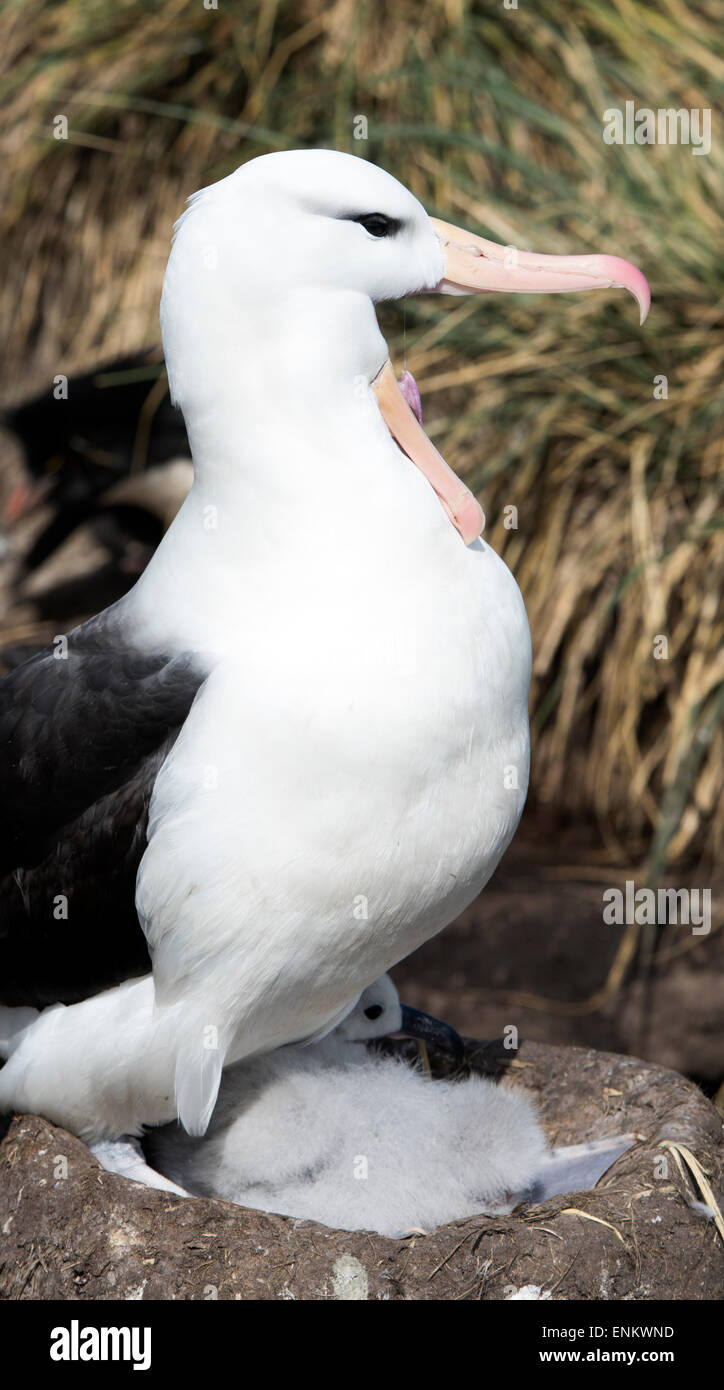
599,257 -> 651,324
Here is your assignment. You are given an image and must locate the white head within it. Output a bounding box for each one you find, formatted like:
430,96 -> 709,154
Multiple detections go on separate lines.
161,152 -> 443,475
335,974 -> 464,1059
162,149 -> 443,388
335,973 -> 404,1042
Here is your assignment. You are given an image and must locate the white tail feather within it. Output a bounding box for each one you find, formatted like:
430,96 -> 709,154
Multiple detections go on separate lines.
174,1032 -> 226,1137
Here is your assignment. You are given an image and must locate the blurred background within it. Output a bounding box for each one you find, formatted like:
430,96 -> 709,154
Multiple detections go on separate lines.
0,0 -> 722,1094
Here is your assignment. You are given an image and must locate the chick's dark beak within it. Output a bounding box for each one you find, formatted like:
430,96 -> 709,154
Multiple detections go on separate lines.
396,1004 -> 465,1061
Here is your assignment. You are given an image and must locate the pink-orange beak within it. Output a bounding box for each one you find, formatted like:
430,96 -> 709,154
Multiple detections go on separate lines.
430,218 -> 650,323
372,217 -> 650,547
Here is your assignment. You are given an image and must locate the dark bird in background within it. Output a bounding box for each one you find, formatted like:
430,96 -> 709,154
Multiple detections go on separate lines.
2,348 -> 190,574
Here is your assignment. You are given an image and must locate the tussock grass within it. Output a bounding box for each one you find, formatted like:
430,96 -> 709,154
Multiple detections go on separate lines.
0,0 -> 721,869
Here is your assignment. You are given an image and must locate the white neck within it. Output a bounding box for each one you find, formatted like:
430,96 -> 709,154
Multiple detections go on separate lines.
131,283 -> 455,655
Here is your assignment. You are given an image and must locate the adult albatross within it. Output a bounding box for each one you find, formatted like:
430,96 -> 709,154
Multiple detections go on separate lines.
0,150 -> 649,1141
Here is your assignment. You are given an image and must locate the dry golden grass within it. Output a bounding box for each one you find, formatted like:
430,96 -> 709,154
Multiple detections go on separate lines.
0,0 -> 721,871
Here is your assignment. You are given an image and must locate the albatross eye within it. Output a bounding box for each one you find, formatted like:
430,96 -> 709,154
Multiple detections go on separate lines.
351,213 -> 401,238
364,1003 -> 384,1020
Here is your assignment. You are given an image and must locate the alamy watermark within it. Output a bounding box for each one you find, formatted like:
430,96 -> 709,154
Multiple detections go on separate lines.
603,881 -> 711,935
603,101 -> 711,156
50,1320 -> 151,1370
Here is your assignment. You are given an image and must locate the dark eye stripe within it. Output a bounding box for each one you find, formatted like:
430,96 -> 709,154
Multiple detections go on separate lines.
346,213 -> 403,238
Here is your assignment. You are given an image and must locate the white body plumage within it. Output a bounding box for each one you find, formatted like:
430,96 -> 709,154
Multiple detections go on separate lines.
1,152 -> 532,1139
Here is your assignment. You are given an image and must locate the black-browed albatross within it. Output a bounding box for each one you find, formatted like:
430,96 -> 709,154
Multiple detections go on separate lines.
0,149 -> 649,1145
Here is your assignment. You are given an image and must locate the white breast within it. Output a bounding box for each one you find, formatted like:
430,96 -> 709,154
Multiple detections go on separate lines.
134,478 -> 530,1067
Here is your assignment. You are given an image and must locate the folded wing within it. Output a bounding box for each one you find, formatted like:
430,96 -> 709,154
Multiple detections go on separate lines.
0,607 -> 206,1005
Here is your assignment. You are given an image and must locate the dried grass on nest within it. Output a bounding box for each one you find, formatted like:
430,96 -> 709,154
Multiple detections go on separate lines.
0,0 -> 722,870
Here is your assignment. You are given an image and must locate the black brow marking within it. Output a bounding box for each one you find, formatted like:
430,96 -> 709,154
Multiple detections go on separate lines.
342,213 -> 403,237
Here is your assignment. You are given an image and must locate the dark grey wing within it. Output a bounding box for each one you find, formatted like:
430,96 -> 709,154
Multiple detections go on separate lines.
0,607 -> 207,1005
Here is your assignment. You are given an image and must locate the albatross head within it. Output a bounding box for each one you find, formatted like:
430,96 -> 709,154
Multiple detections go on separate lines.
336,973 -> 465,1060
162,149 -> 649,545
